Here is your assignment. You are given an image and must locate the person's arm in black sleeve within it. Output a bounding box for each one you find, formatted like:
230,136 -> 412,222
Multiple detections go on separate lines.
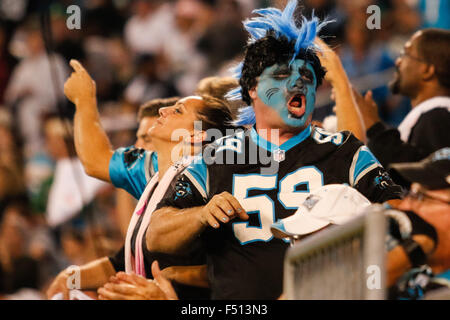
367,122 -> 425,167
347,140 -> 403,202
386,209 -> 437,287
404,210 -> 438,251
147,172 -> 248,254
108,246 -> 125,272
367,108 -> 450,167
146,174 -> 209,255
354,166 -> 403,203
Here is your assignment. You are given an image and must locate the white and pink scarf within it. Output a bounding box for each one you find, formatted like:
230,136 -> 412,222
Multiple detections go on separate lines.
124,156 -> 194,276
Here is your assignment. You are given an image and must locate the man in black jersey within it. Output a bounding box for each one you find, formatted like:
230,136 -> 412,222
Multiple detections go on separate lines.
146,0 -> 402,299
388,148 -> 450,289
344,28 -> 450,179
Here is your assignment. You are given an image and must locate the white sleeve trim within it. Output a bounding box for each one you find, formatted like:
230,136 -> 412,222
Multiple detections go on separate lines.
349,146 -> 381,186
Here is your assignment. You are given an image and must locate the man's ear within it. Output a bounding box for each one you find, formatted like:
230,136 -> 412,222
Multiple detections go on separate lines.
249,86 -> 258,100
422,64 -> 436,82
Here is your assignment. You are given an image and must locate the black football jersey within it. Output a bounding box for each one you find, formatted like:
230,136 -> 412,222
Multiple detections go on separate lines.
157,125 -> 402,299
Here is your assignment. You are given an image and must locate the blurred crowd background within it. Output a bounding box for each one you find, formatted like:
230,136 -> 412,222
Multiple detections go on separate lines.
0,0 -> 448,299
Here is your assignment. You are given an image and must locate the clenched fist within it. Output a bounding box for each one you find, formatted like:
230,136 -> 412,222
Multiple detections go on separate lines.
64,59 -> 96,105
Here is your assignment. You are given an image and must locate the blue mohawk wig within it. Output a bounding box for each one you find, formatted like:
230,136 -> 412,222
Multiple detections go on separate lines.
229,0 -> 332,126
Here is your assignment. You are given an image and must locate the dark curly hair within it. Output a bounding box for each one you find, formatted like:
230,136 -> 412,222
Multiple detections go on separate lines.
240,32 -> 326,105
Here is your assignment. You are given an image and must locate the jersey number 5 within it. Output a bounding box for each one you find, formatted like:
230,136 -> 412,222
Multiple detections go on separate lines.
232,167 -> 323,244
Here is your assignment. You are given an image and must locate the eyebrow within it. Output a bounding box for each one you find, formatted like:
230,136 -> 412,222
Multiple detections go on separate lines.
299,66 -> 314,78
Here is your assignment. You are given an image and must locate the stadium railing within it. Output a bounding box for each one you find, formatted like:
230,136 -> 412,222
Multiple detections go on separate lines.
283,204 -> 387,300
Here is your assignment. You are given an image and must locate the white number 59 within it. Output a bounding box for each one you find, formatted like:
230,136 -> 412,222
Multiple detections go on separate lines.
232,167 -> 323,244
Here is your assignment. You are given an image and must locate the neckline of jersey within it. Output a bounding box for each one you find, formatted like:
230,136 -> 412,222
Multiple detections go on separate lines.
250,125 -> 312,153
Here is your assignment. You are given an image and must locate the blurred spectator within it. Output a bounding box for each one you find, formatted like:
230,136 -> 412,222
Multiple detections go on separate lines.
0,109 -> 24,178
124,0 -> 174,56
43,116 -> 108,227
49,8 -> 85,64
124,54 -> 178,107
0,164 -> 24,214
23,151 -> 54,216
340,17 -> 399,124
0,203 -> 41,298
0,109 -> 26,216
82,35 -> 128,103
0,26 -> 17,104
83,0 -> 127,37
388,148 -> 450,298
391,0 -> 422,34
105,36 -> 134,90
4,20 -> 68,158
379,0 -> 422,126
381,0 -> 421,60
341,27 -> 450,187
161,0 -> 215,95
60,225 -> 97,266
359,29 -> 450,173
197,0 -> 247,73
0,0 -> 28,23
389,148 -> 450,276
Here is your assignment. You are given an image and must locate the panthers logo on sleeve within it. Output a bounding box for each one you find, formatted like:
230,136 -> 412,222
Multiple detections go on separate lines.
174,178 -> 193,200
123,148 -> 146,168
374,169 -> 395,190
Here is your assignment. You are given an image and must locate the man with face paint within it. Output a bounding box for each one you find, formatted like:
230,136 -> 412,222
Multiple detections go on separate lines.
255,59 -> 317,129
147,0 -> 402,299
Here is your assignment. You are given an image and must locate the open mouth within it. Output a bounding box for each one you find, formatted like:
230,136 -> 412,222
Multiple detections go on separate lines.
287,93 -> 306,119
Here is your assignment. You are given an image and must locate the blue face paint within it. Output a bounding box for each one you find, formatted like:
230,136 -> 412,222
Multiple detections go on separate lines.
257,59 -> 317,127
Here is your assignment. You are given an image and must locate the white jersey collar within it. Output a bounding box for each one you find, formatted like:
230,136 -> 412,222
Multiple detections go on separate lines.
398,96 -> 450,142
